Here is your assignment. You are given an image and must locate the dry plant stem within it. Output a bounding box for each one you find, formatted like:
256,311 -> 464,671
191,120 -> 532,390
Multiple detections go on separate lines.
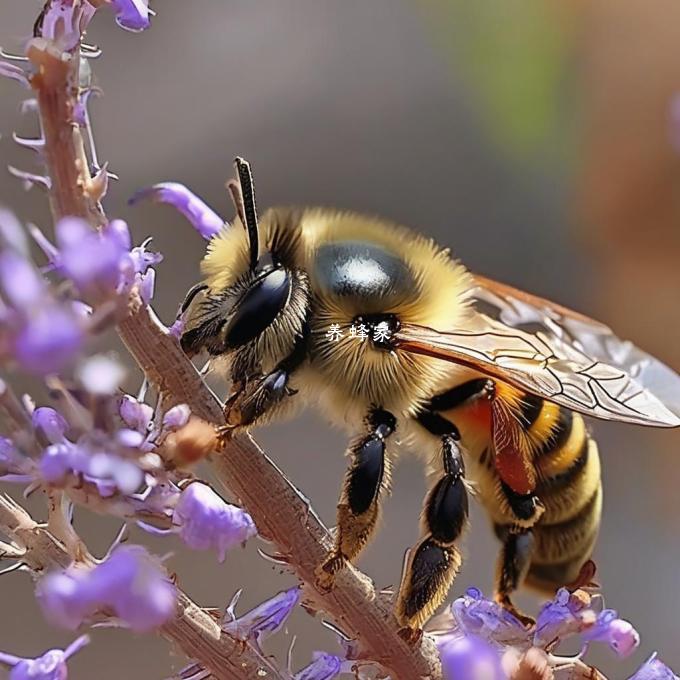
27,36 -> 106,227
0,494 -> 285,680
118,299 -> 443,680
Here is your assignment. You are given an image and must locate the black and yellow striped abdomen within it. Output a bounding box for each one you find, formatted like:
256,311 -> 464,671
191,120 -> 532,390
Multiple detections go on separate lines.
430,382 -> 602,594
518,398 -> 602,590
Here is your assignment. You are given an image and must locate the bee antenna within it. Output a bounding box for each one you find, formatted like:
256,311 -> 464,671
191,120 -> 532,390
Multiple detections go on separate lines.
227,157 -> 260,270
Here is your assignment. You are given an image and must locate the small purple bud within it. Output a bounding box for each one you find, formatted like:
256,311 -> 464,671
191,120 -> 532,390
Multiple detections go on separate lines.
36,569 -> 92,630
89,545 -> 176,631
116,428 -> 145,449
534,587 -> 594,648
222,586 -> 301,646
130,183 -> 225,240
103,219 -> 132,251
14,304 -> 83,376
439,634 -> 505,680
76,355 -> 126,395
129,242 -> 162,275
88,452 -> 143,495
173,483 -> 256,561
0,251 -> 45,308
32,407 -> 69,443
138,268 -> 155,304
119,395 -> 153,433
583,609 -> 640,658
56,217 -> 124,295
110,0 -> 151,32
37,546 -> 175,632
628,653 -> 680,680
0,635 -> 89,680
451,587 -> 529,647
162,404 -> 191,431
294,653 -> 344,680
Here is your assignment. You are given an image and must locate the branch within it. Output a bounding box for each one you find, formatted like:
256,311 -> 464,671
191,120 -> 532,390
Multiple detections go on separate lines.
0,494 -> 285,680
118,297 -> 443,680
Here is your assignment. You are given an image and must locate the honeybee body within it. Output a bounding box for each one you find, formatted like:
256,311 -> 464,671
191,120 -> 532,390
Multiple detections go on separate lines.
178,163 -> 679,633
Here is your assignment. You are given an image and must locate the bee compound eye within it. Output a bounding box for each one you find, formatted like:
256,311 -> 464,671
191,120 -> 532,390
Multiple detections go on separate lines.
223,268 -> 291,348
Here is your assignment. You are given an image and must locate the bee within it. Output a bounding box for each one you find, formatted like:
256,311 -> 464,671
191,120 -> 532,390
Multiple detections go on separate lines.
179,158 -> 680,635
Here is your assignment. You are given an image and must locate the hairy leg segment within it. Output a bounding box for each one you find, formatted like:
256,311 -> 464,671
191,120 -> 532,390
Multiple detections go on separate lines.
316,408 -> 396,587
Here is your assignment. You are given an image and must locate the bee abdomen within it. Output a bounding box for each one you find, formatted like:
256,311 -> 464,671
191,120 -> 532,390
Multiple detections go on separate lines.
524,403 -> 602,590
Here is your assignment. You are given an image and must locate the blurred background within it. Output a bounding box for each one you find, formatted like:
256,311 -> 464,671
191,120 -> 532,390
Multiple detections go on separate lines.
1,0 -> 679,677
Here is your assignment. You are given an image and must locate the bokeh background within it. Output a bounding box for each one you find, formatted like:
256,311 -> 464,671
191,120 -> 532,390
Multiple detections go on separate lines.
1,1 -> 679,677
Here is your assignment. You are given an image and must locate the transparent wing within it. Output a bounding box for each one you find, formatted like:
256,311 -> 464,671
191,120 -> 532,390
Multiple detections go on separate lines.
394,277 -> 680,428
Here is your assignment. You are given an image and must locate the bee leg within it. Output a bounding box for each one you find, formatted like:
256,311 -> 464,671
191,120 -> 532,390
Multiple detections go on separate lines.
222,329 -> 308,429
395,429 -> 468,634
316,408 -> 396,589
494,526 -> 536,627
223,369 -> 293,428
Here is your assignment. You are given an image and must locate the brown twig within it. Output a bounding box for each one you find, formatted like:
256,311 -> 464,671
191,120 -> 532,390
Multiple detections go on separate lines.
0,493 -> 285,680
117,295 -> 443,679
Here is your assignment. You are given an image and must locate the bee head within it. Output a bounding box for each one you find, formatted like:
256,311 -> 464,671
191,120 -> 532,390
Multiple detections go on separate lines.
179,160 -> 303,363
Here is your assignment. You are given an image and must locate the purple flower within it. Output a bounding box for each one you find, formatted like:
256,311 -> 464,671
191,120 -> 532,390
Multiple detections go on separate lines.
39,440 -> 144,496
294,653 -> 345,680
0,635 -> 89,680
14,304 -> 84,376
582,609 -> 639,658
119,395 -> 154,433
451,588 -> 529,647
55,217 -> 127,298
162,404 -> 191,431
110,0 -> 151,32
533,588 -> 595,648
439,634 -> 506,680
37,545 -> 176,632
172,482 -> 256,561
0,250 -> 45,308
130,183 -> 225,240
629,653 -> 680,680
40,0 -> 97,51
76,355 -> 126,395
221,586 -> 301,647
32,407 -> 69,444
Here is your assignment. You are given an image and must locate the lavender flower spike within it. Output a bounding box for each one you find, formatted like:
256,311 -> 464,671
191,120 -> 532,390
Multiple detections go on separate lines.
0,635 -> 89,680
129,183 -> 225,240
222,586 -> 301,647
172,482 -> 257,561
629,653 -> 680,680
37,545 -> 176,632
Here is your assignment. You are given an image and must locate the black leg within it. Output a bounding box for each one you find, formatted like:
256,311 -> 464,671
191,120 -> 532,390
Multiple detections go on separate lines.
396,431 -> 469,631
221,326 -> 308,430
317,408 -> 396,586
494,527 -> 535,626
